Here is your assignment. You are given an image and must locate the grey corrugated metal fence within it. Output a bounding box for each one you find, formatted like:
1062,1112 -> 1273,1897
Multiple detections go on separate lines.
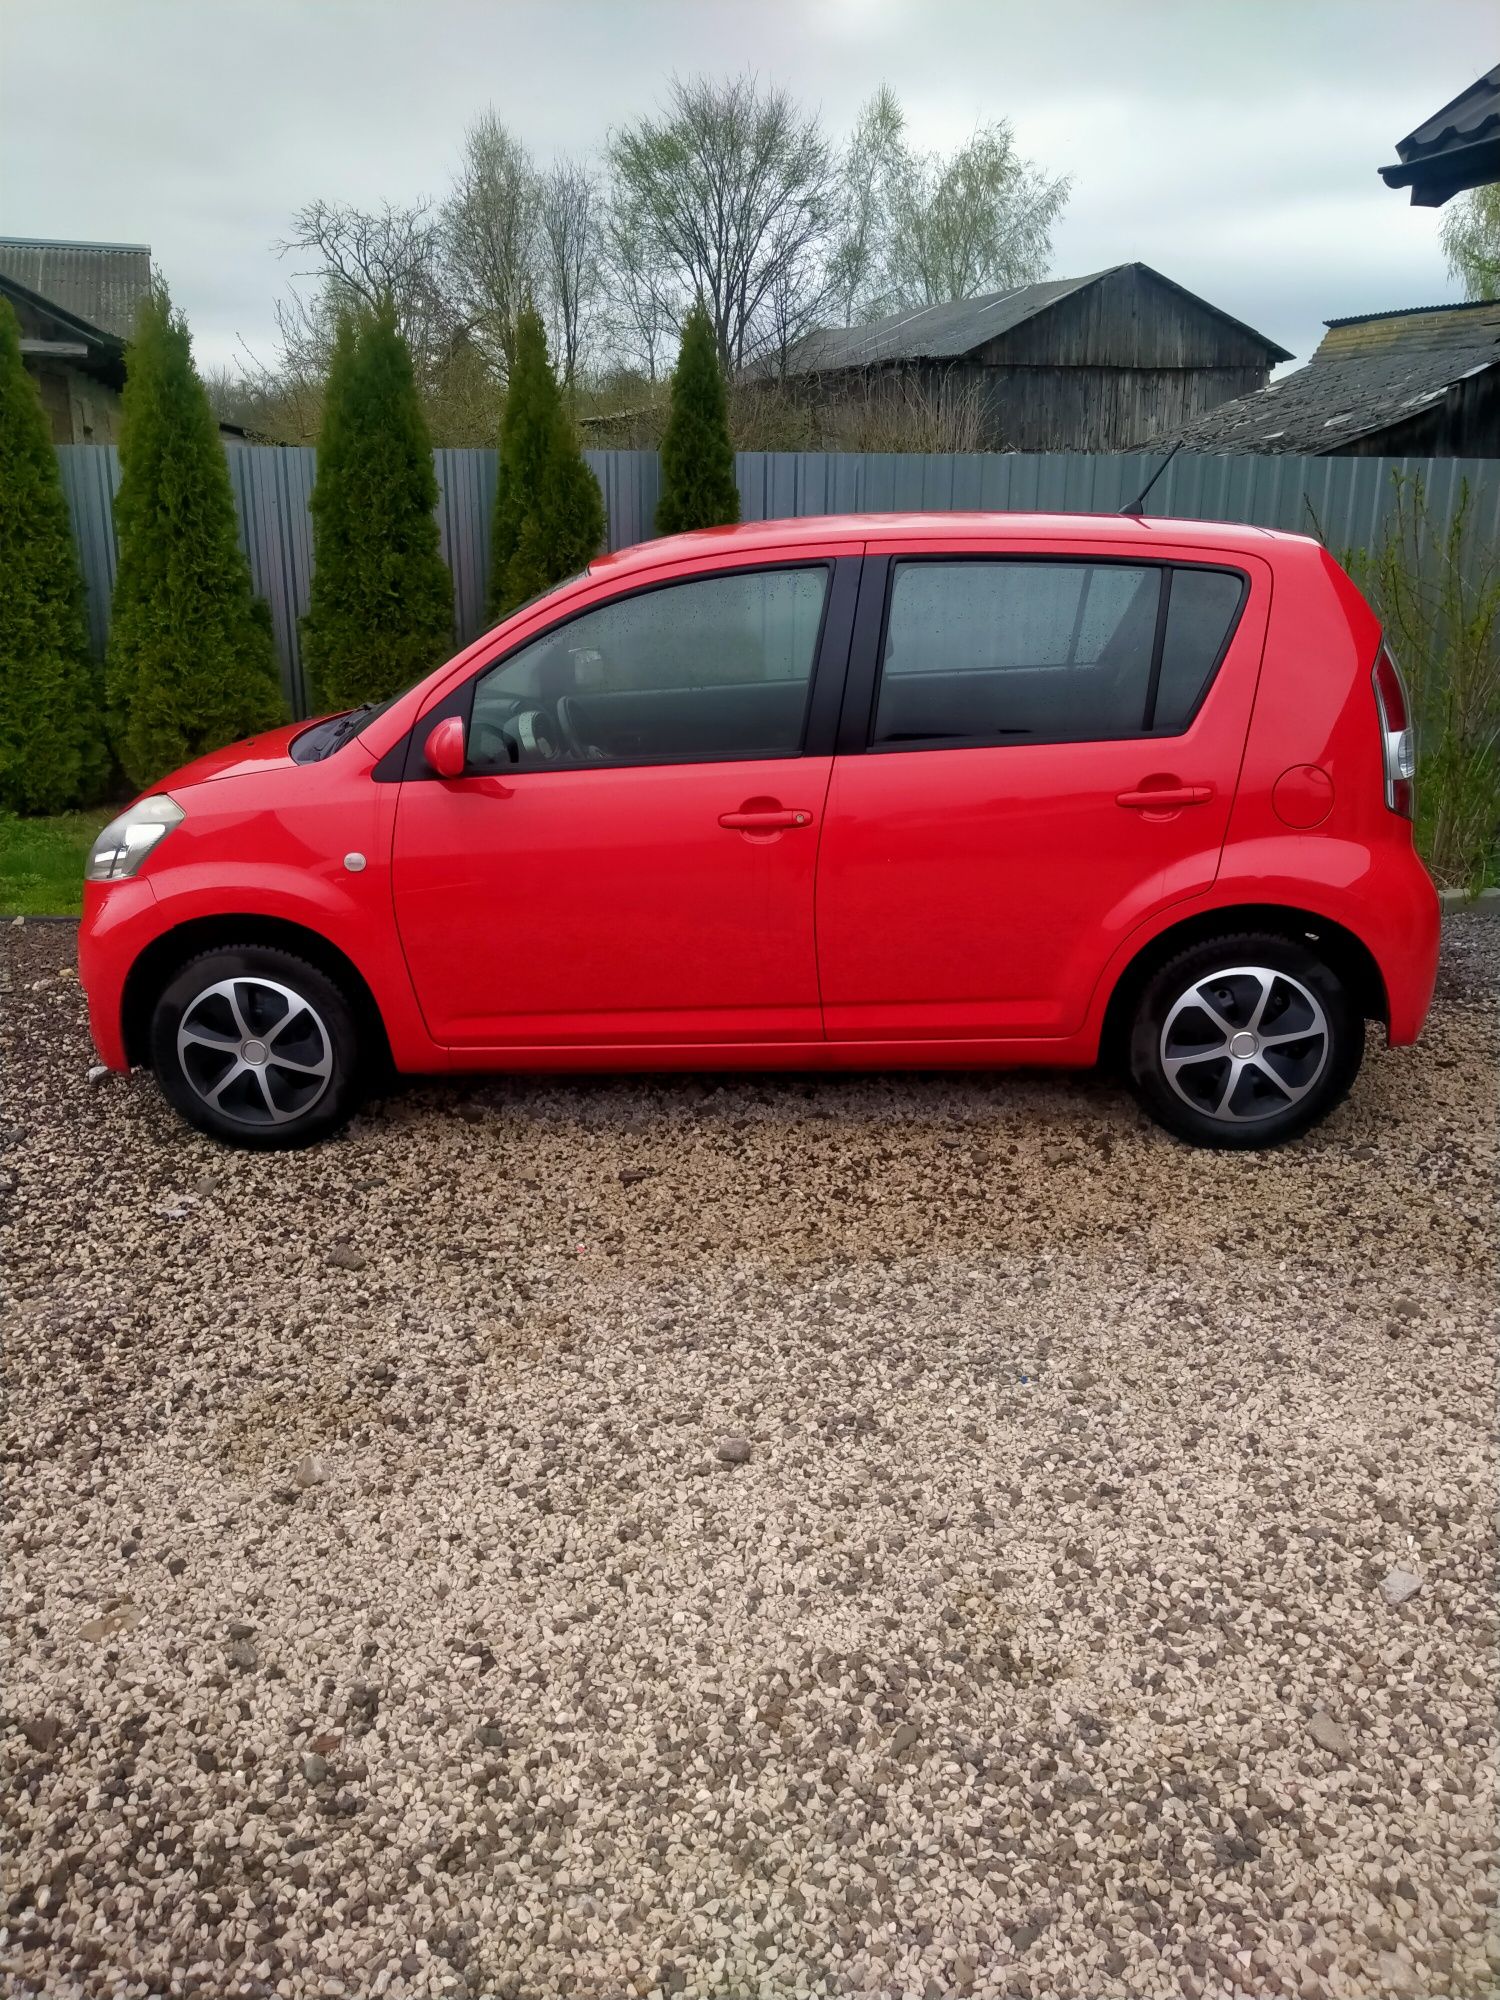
57,444 -> 1500,718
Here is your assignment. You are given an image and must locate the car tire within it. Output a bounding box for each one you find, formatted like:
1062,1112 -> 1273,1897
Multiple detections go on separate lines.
149,946 -> 364,1150
1127,931 -> 1365,1149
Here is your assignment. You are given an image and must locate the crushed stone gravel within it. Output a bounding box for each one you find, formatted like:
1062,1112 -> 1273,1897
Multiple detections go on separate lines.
2,916 -> 1497,2000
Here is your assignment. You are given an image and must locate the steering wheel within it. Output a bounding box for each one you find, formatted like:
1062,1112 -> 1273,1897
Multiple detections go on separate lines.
471,700 -> 576,769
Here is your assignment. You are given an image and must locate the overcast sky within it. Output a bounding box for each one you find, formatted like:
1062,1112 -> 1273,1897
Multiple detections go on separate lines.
1,0 -> 1492,377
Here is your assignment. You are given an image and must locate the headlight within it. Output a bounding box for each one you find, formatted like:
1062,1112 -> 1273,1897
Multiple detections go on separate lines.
85,796 -> 185,881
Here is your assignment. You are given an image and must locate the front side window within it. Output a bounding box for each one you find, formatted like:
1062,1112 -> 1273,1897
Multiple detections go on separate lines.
467,566 -> 829,772
872,559 -> 1243,747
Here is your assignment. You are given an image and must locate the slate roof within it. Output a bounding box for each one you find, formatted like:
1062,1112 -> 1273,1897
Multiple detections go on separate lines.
1380,65 -> 1500,206
777,263 -> 1290,373
1147,300 -> 1500,454
0,237 -> 151,339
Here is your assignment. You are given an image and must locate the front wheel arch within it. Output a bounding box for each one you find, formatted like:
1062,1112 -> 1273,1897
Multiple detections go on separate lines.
122,915 -> 392,1078
1098,904 -> 1388,1074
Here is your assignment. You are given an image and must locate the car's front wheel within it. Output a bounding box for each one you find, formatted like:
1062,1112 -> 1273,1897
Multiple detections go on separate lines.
149,946 -> 363,1149
1127,932 -> 1365,1148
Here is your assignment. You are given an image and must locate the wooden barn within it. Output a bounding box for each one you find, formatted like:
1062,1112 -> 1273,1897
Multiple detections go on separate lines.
772,263 -> 1291,452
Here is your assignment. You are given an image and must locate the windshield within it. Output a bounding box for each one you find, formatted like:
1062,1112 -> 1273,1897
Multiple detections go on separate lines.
289,570 -> 593,763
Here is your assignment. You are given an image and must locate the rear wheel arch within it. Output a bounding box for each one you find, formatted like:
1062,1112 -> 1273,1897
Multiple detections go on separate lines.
1099,903 -> 1388,1070
121,916 -> 392,1076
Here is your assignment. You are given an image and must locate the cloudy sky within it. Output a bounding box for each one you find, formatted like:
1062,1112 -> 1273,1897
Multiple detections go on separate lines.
2,0 -> 1492,376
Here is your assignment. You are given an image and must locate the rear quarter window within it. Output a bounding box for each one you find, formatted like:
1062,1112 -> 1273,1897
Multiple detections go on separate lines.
1150,569 -> 1247,733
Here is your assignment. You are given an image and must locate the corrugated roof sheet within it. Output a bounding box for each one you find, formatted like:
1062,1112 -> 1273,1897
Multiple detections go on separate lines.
0,238 -> 151,339
777,263 -> 1290,374
1148,303 -> 1500,454
1379,65 -> 1500,204
1324,299 -> 1500,331
1391,63 -> 1500,164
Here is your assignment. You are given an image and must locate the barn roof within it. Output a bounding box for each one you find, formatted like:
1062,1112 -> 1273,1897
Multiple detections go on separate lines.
1147,299 -> 1500,454
777,263 -> 1291,373
1380,65 -> 1500,206
0,264 -> 130,397
0,237 -> 151,340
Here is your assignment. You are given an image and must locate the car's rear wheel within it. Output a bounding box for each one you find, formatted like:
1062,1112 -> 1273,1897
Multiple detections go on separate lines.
1127,932 -> 1364,1149
149,946 -> 363,1149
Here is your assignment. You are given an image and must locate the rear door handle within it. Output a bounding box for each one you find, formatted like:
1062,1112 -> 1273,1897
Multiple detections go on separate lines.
718,809 -> 813,831
1115,784 -> 1215,809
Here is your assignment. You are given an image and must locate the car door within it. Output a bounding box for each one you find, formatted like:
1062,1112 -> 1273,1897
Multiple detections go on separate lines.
390,552 -> 857,1049
815,540 -> 1270,1042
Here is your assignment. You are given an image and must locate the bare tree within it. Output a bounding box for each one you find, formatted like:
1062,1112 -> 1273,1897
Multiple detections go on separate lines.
756,199 -> 834,379
832,93 -> 1070,319
539,159 -> 602,387
274,196 -> 448,383
607,73 -> 835,373
828,85 -> 904,324
602,203 -> 673,384
223,333 -> 325,445
200,361 -> 250,425
442,111 -> 541,373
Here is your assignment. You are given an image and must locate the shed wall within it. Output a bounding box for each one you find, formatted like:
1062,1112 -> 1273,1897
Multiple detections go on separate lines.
983,364 -> 1270,451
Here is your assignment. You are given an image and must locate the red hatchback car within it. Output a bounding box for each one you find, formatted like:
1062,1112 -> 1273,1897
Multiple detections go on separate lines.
79,513 -> 1439,1151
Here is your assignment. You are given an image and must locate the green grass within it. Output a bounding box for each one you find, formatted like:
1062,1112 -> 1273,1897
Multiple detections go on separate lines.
0,809 -> 114,918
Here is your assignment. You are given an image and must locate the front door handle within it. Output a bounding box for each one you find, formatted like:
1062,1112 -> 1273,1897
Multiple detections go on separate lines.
1115,783 -> 1215,809
718,808 -> 813,831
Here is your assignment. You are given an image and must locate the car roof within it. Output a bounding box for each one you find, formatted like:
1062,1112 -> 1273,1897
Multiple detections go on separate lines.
588,511 -> 1307,578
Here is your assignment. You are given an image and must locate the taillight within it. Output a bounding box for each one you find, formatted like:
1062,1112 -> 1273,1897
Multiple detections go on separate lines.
1372,646 -> 1415,818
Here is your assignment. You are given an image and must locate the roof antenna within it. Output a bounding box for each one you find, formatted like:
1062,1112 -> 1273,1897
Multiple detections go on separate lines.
1119,440 -> 1182,517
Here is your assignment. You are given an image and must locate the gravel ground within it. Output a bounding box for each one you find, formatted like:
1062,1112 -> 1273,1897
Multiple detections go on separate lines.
2,915 -> 1497,2000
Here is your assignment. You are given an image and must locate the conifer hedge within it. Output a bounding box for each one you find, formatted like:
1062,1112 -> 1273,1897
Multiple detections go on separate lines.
302,308 -> 454,711
655,303 -> 740,536
0,300 -> 109,813
488,308 -> 605,619
106,289 -> 283,788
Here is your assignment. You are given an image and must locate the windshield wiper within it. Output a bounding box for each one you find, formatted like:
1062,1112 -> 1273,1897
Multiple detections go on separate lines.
316,704 -> 376,756
331,702 -> 375,739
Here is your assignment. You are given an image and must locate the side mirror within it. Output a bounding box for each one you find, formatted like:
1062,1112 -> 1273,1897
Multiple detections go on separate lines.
423,715 -> 466,778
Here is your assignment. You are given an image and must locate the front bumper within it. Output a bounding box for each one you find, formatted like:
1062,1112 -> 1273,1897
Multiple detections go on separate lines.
78,878 -> 160,1070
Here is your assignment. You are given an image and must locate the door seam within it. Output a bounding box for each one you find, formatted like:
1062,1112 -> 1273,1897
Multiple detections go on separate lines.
811,548 -> 866,1035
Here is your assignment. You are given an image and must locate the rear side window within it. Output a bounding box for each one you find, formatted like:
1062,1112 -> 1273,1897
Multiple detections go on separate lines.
872,559 -> 1244,748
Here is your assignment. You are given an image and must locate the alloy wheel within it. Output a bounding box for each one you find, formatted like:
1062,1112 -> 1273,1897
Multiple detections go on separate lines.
176,976 -> 334,1128
1159,964 -> 1330,1125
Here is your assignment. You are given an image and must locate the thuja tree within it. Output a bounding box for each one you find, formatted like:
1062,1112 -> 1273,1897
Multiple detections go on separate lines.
655,301 -> 740,535
106,287 -> 282,786
488,306 -> 604,619
0,300 -> 109,811
302,307 -> 454,710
